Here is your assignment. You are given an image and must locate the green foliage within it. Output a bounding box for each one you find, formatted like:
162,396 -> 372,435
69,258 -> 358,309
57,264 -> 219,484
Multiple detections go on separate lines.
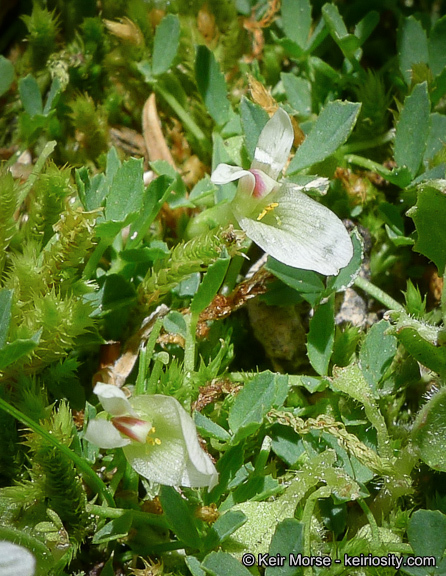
287,100 -> 361,174
2,0 -> 446,574
69,94 -> 109,161
22,4 -> 60,71
0,401 -> 88,569
138,227 -> 244,307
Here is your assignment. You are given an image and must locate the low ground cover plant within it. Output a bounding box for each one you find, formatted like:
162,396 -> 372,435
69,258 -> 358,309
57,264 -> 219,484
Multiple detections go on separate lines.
1,1 -> 446,574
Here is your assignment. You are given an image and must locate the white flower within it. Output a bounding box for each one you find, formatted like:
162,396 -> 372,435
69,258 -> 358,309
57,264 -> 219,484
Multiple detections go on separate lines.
0,542 -> 35,576
211,108 -> 353,276
85,383 -> 218,490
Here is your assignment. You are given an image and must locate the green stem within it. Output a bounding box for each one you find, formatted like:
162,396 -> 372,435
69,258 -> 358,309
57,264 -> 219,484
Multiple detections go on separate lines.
135,316 -> 165,395
0,396 -> 115,507
358,499 -> 380,544
302,486 -> 331,576
83,236 -> 110,279
184,312 -> 198,375
18,141 -> 57,205
354,276 -> 404,312
155,84 -> 211,153
147,357 -> 164,394
87,504 -> 168,528
340,130 -> 394,154
345,153 -> 392,175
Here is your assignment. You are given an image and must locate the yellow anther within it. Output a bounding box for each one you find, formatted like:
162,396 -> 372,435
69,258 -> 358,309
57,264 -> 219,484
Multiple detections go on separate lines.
146,425 -> 162,446
257,202 -> 279,221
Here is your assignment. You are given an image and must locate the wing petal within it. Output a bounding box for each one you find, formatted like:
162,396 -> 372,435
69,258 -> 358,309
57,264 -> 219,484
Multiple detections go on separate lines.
234,184 -> 353,276
211,163 -> 252,186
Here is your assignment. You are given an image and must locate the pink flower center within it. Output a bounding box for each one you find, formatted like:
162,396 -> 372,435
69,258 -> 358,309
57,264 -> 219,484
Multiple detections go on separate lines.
250,169 -> 268,198
112,416 -> 161,445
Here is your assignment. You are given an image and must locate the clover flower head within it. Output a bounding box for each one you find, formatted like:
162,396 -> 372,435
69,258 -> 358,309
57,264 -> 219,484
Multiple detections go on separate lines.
211,108 -> 353,276
85,383 -> 218,490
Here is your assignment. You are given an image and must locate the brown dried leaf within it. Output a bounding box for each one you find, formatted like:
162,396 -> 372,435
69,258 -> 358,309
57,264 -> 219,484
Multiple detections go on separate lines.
103,17 -> 144,46
92,305 -> 170,387
248,75 -> 277,113
142,93 -> 176,167
192,378 -> 242,411
198,268 -> 273,323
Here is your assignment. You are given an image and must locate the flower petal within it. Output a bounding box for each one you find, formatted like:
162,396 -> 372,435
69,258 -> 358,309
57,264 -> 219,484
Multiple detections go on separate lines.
211,164 -> 253,187
84,418 -> 131,448
93,382 -> 135,417
233,183 -> 353,275
0,542 -> 35,576
251,108 -> 294,180
124,395 -> 218,489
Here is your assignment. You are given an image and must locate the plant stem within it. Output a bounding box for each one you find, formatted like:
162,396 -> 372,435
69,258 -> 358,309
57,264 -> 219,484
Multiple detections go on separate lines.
18,140 -> 57,205
358,499 -> 380,544
354,276 -> 404,311
87,504 -> 168,528
345,153 -> 392,175
0,397 -> 115,507
340,130 -> 394,154
155,84 -> 211,153
184,312 -> 198,375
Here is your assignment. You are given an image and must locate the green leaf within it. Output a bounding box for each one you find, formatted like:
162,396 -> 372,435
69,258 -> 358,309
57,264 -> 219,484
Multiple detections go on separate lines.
195,45 -> 230,126
424,113 -> 446,162
326,228 -> 363,293
0,56 -> 15,97
152,14 -> 180,76
43,77 -> 61,115
398,16 -> 429,85
307,294 -> 335,376
408,181 -> 446,274
331,364 -> 391,458
18,74 -> 43,117
281,0 -> 312,49
76,147 -> 121,211
228,372 -> 283,441
203,510 -> 247,551
265,258 -> 325,307
394,82 -> 430,179
190,255 -> 230,315
388,311 -> 446,376
266,519 -> 304,576
287,100 -> 361,174
92,512 -> 133,544
429,16 -> 446,77
322,4 -> 360,60
412,387 -> 446,472
210,444 -> 245,501
0,330 -> 42,370
271,425 -> 305,466
194,411 -> 231,442
359,320 -> 397,394
354,11 -> 380,46
240,98 -> 269,160
159,485 -> 201,549
127,175 -> 175,249
407,509 -> 446,559
104,157 -> 145,222
202,551 -> 253,576
186,556 -> 207,576
281,73 -> 312,117
0,289 -> 13,349
163,310 -> 187,338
